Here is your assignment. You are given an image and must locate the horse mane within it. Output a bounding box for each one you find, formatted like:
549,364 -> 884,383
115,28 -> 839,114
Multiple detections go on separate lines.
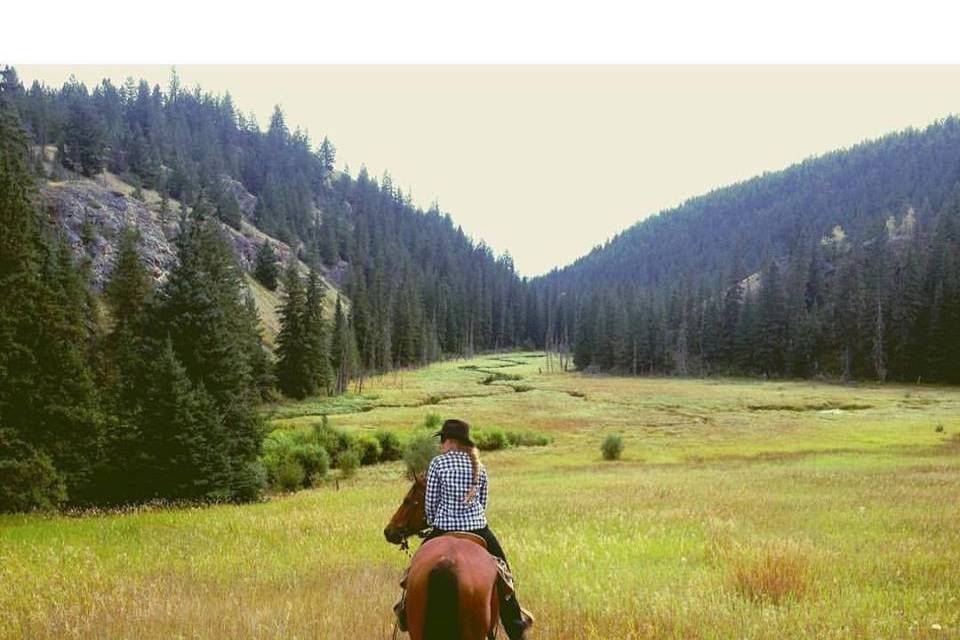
423,558 -> 459,640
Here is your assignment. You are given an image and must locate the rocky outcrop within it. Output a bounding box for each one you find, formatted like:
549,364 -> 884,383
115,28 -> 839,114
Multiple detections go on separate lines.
42,178 -> 177,286
40,172 -> 321,291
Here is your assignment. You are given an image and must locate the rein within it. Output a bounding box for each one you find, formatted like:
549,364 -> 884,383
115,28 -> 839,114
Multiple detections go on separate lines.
397,528 -> 432,558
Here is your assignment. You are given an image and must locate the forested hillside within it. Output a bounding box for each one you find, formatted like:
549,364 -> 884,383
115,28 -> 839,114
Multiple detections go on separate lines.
536,118 -> 960,383
0,65 -> 535,512
2,66 -> 537,367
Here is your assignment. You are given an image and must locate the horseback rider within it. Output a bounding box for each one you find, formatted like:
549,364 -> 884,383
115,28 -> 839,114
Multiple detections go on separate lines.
395,418 -> 534,639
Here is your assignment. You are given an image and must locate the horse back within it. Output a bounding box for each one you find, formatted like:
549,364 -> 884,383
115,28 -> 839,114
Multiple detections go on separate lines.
406,537 -> 500,640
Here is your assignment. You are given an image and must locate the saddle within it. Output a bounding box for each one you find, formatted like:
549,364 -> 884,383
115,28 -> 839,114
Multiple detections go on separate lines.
441,531 -> 488,549
397,532 -> 512,596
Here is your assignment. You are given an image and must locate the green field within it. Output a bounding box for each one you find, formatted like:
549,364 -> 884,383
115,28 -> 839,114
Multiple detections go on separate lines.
2,353 -> 959,639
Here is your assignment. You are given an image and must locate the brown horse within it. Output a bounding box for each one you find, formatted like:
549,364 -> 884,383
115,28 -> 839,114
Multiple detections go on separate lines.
385,475 -> 500,640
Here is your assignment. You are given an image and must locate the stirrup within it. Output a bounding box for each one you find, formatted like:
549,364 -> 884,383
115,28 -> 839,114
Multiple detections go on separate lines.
520,606 -> 535,627
393,591 -> 408,632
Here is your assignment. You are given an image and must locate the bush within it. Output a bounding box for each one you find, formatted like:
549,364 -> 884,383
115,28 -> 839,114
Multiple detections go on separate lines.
338,449 -> 360,479
601,433 -> 624,461
404,431 -> 439,478
423,413 -> 442,431
292,443 -> 329,485
312,420 -> 356,467
475,427 -> 509,451
231,461 -> 268,502
262,430 -> 329,491
354,434 -> 383,466
375,430 -> 403,462
277,459 -> 306,492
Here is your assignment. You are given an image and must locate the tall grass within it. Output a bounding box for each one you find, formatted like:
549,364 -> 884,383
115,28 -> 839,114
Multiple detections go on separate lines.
2,352 -> 959,639
731,539 -> 812,604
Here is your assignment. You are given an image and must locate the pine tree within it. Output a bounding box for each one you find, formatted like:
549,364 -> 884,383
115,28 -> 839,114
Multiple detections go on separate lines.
756,263 -> 786,376
1,95 -> 105,507
33,231 -> 104,503
275,258 -> 309,398
0,95 -> 72,511
216,188 -> 242,230
253,241 -> 279,290
63,92 -> 106,176
103,228 -> 153,405
92,227 -> 154,501
320,214 -> 339,267
303,268 -> 333,395
319,136 -> 336,173
136,337 -> 227,500
147,203 -> 264,501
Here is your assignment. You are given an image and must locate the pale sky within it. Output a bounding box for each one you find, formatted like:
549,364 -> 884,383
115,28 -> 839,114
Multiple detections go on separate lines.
17,65 -> 960,277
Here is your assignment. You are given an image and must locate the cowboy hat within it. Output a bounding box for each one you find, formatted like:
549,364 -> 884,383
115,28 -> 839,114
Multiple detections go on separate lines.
434,419 -> 475,447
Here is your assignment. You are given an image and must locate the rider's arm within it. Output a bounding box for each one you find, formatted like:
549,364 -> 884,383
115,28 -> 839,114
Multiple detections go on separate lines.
424,457 -> 440,525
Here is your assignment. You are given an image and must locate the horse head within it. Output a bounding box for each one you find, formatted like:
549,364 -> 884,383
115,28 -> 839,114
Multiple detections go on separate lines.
384,473 -> 429,544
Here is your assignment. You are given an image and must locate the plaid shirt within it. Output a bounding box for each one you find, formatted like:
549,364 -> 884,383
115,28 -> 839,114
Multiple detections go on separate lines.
424,450 -> 488,531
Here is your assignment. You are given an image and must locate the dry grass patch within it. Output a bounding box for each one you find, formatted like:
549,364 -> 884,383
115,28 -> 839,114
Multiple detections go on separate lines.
730,539 -> 813,605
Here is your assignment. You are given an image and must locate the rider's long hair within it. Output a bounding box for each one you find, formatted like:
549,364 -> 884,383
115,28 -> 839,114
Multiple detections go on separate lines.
449,437 -> 482,504
463,445 -> 482,504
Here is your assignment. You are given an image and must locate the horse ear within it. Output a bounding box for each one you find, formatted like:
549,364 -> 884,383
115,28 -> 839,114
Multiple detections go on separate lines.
414,472 -> 425,484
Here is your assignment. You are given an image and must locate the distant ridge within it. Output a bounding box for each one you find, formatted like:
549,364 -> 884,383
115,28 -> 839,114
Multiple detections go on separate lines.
533,116 -> 960,382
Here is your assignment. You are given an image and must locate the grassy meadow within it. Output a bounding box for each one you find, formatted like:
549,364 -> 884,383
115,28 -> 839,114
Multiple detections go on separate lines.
2,352 -> 959,639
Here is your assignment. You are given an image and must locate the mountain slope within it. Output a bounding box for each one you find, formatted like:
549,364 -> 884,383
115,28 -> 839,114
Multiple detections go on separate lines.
545,117 -> 960,292
38,160 -> 324,346
534,118 -> 960,382
6,67 -> 536,371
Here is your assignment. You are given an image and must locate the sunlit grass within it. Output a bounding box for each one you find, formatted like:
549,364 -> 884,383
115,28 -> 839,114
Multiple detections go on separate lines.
2,352 -> 959,638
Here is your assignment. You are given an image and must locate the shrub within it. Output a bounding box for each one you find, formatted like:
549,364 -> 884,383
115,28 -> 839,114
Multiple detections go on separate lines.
292,443 -> 329,485
262,430 -> 330,491
601,433 -> 624,460
338,450 -> 360,479
277,459 -> 306,492
404,431 -> 439,478
935,423 -> 944,433
354,434 -> 383,466
312,420 -> 356,466
375,430 -> 403,462
475,427 -> 509,451
423,413 -> 442,430
231,461 -> 268,502
731,539 -> 811,604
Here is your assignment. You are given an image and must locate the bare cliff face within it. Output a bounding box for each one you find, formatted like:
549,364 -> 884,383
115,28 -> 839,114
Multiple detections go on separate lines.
40,172 -> 302,290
